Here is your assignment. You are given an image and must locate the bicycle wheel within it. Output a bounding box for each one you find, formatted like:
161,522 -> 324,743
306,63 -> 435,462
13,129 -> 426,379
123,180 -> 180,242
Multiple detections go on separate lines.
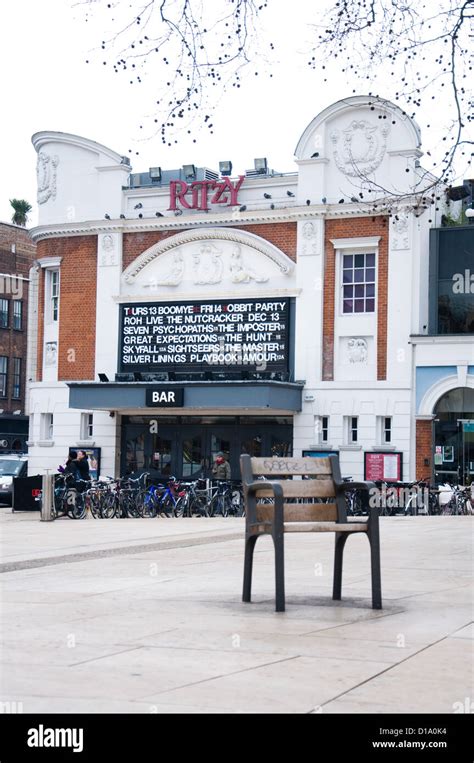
89,493 -> 102,519
160,495 -> 176,517
66,489 -> 86,520
100,492 -> 117,518
174,494 -> 187,517
138,488 -> 157,518
190,494 -> 209,517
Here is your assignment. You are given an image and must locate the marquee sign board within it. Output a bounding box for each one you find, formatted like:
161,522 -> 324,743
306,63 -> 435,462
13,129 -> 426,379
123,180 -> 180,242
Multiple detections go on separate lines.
119,298 -> 290,374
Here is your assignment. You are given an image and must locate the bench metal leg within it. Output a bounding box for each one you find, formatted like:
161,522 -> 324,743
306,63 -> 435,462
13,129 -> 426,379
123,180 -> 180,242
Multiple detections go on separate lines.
368,524 -> 382,609
242,534 -> 258,603
273,532 -> 285,612
333,532 -> 348,600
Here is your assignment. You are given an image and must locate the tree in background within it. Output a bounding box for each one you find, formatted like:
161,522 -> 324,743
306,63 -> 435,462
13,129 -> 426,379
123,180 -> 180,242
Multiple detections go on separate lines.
10,199 -> 32,227
78,0 -> 472,185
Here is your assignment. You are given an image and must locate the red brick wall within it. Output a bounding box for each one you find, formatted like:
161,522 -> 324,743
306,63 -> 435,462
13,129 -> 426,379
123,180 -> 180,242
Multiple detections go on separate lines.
122,231 -> 179,270
416,419 -> 433,480
0,224 -> 37,409
323,216 -> 389,381
37,236 -> 97,381
122,222 -> 297,270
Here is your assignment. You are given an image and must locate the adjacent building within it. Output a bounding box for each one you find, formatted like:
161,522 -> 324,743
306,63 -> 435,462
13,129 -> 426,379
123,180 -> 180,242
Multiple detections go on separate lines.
26,95 -> 474,484
0,223 -> 36,452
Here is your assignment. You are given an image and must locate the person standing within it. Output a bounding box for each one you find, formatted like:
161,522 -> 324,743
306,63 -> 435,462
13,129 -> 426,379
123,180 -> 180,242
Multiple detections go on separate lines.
75,450 -> 91,487
212,454 -> 231,481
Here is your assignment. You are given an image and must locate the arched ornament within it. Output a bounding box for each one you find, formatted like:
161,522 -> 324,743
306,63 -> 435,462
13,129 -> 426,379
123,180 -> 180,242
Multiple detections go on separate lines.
330,120 -> 390,178
122,227 -> 295,285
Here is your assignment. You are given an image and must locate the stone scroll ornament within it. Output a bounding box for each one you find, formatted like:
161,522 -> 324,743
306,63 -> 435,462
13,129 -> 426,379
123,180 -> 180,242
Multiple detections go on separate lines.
330,120 -> 389,177
347,337 -> 368,364
37,152 -> 59,204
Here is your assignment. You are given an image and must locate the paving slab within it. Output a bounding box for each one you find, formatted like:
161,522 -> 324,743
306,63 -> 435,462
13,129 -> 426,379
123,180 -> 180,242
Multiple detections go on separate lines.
0,513 -> 472,713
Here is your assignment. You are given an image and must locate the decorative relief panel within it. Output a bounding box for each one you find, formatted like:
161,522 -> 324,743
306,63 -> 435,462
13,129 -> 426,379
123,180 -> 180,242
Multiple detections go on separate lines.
391,213 -> 410,250
37,152 -> 59,205
299,220 -> 322,256
330,120 -> 389,177
141,240 -> 271,291
347,337 -> 368,364
45,341 -> 58,367
99,234 -> 118,267
122,228 -> 294,286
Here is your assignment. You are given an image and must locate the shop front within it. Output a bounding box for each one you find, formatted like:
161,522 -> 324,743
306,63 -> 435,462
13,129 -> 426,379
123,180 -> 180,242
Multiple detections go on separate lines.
122,415 -> 293,479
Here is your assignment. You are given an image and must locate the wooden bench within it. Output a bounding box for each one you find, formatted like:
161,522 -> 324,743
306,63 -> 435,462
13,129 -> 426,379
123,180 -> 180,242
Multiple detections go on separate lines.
240,454 -> 382,612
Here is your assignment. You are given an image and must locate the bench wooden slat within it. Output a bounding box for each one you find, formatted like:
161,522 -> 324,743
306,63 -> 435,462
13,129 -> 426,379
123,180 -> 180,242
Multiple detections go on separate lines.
284,521 -> 368,533
250,456 -> 332,476
255,478 -> 335,499
256,503 -> 338,522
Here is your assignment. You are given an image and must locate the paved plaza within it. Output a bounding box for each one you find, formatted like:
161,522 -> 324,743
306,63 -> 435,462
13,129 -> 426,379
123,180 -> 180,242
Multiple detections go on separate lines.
0,510 -> 472,714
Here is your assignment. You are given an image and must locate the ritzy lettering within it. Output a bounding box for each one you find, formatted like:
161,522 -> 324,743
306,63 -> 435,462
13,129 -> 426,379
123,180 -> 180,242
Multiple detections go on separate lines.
169,176 -> 245,211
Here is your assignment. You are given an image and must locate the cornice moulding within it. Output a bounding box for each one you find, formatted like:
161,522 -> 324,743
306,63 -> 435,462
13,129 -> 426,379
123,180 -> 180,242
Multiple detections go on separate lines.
30,206 -> 398,242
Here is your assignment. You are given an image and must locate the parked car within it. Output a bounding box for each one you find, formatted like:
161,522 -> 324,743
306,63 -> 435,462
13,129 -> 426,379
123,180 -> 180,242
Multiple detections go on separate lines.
0,454 -> 28,506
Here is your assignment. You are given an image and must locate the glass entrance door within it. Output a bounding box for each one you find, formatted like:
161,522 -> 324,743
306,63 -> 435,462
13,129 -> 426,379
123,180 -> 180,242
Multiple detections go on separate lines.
434,388 -> 474,485
122,416 -> 293,480
461,421 -> 474,486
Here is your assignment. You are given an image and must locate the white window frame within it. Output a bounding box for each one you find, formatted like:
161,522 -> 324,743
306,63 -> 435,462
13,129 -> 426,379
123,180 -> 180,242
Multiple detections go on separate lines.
50,270 -> 60,322
41,413 -> 54,440
330,237 -> 380,318
377,415 -> 392,445
321,416 -> 329,443
344,415 -> 359,444
81,412 -> 94,440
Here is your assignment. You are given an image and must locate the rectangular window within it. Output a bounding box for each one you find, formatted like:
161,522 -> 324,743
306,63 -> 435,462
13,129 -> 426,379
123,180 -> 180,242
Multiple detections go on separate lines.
344,416 -> 358,443
41,413 -> 54,440
321,416 -> 329,443
383,417 -> 392,443
12,358 -> 21,399
81,412 -> 94,439
0,299 -> 8,328
50,270 -> 59,322
0,356 -> 7,397
342,253 -> 376,314
13,300 -> 22,330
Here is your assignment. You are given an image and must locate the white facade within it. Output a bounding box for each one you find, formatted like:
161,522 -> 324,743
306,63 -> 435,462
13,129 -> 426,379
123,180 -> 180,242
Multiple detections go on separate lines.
28,96 -> 449,481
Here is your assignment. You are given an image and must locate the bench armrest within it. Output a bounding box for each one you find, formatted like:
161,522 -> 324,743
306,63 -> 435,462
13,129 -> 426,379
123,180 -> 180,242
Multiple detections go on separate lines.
335,479 -> 379,526
243,480 -> 284,528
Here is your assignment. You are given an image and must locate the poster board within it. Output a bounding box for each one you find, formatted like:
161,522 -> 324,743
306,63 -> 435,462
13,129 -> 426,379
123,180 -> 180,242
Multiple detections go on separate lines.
364,451 -> 403,482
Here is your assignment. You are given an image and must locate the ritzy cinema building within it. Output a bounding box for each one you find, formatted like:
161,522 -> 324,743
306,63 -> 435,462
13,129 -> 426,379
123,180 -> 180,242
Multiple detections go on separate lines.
26,96 -> 474,484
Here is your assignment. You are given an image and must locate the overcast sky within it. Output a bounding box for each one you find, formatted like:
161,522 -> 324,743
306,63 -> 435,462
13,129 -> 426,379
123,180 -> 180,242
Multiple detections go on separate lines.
1,0 -> 469,227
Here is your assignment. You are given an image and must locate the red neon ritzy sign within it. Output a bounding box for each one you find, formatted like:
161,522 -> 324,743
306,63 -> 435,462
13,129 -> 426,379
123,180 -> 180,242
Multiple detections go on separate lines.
168,176 -> 245,212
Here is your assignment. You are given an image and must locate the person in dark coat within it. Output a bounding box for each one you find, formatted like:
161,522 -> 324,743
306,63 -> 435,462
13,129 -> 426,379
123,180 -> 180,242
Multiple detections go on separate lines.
59,450 -> 79,481
75,450 -> 91,485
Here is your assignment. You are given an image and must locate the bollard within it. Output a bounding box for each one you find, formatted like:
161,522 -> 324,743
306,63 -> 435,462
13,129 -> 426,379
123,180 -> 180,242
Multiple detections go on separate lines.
40,471 -> 55,522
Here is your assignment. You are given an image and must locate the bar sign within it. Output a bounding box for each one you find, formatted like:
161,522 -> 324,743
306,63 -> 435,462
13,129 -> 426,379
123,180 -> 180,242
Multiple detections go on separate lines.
146,388 -> 184,407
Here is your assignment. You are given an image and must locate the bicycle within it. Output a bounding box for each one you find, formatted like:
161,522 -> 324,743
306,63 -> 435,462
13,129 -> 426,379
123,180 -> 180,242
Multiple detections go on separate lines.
175,478 -> 210,517
209,480 -> 235,517
50,473 -> 87,519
